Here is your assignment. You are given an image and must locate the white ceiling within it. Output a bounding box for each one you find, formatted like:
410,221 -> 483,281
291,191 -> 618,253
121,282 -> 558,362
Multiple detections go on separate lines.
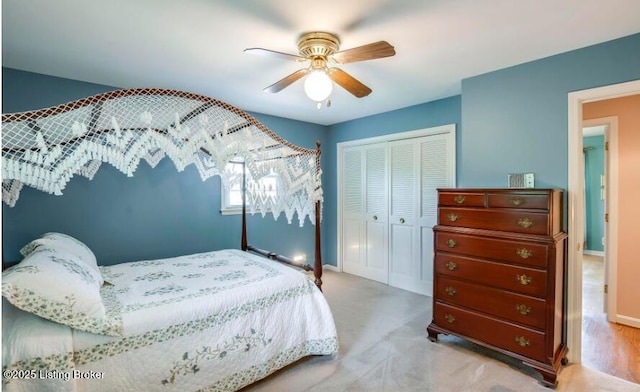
3,0 -> 640,126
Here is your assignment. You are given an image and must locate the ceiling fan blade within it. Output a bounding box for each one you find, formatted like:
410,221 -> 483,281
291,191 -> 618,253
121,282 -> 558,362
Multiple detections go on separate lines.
263,68 -> 309,93
331,41 -> 395,64
244,48 -> 307,62
327,68 -> 372,98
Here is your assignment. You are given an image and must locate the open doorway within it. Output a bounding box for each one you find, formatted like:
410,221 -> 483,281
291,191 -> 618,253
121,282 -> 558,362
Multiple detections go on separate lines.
579,119 -> 616,378
581,119 -> 608,329
581,120 -> 606,331
581,124 -> 606,259
568,81 -> 640,384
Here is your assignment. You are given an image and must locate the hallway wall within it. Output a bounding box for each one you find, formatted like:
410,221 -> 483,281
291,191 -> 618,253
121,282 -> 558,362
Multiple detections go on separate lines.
583,94 -> 640,322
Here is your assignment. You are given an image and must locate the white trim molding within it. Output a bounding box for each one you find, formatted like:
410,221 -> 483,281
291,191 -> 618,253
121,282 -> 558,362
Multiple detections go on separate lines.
322,264 -> 340,272
616,315 -> 640,329
582,250 -> 605,257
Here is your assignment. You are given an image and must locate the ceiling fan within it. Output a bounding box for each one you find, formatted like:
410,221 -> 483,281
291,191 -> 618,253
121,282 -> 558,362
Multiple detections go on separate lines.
244,32 -> 395,103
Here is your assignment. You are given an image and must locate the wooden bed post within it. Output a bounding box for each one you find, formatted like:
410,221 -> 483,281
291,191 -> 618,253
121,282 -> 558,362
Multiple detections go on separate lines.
314,141 -> 323,291
314,200 -> 323,291
241,160 -> 248,251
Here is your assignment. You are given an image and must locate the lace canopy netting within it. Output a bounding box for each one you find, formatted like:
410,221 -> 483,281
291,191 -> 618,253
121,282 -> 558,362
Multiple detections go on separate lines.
1,89 -> 322,226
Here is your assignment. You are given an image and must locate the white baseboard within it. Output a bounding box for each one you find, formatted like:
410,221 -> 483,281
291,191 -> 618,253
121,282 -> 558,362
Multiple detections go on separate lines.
583,250 -> 605,257
322,264 -> 340,272
615,314 -> 640,329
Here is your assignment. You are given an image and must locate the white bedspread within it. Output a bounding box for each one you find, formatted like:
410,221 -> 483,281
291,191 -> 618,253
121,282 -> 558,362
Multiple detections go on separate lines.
2,249 -> 338,392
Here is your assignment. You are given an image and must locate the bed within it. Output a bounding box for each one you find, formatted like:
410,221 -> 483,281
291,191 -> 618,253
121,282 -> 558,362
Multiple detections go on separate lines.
1,89 -> 338,391
3,243 -> 337,392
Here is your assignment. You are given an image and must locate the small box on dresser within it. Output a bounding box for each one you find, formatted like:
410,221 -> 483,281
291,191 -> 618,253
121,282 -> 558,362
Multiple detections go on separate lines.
427,188 -> 568,388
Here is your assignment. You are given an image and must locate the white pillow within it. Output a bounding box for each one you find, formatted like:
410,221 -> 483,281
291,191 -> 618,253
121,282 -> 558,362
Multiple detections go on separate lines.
19,232 -> 103,286
2,246 -> 120,336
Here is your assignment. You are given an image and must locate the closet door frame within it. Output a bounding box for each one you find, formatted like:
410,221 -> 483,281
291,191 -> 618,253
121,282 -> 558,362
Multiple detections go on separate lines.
337,124 -> 456,272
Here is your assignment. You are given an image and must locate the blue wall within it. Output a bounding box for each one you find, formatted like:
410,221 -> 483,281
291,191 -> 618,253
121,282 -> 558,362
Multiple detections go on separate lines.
583,135 -> 605,252
321,33 -> 640,264
4,33 -> 640,267
2,68 -> 327,265
460,33 -> 640,190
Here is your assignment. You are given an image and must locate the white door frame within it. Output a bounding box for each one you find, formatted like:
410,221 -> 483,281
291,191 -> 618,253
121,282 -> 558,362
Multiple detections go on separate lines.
336,124 -> 456,272
566,79 -> 640,364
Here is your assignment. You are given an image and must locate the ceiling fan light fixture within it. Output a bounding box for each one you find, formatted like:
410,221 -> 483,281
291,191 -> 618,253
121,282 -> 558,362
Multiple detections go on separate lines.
304,70 -> 333,102
246,31 -> 394,100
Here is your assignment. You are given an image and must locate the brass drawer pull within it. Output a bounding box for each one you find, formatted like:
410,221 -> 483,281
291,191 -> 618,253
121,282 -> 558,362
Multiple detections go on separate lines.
445,261 -> 457,271
516,274 -> 532,285
515,336 -> 530,347
516,248 -> 533,259
447,213 -> 459,222
517,217 -> 534,228
444,314 -> 456,323
445,239 -> 457,248
445,286 -> 456,296
510,197 -> 525,206
399,217 -> 405,224
453,195 -> 466,204
515,304 -> 532,315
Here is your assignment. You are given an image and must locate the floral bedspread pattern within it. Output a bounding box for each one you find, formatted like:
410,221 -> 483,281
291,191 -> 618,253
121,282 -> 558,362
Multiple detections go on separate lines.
2,249 -> 338,391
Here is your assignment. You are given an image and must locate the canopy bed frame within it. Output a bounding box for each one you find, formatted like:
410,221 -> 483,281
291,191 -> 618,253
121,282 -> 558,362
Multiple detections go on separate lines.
1,89 -> 336,392
1,88 -> 324,289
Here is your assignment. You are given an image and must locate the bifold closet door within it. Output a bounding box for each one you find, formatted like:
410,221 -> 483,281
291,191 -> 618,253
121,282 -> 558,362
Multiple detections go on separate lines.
389,134 -> 454,295
388,140 -> 417,291
341,143 -> 388,283
418,133 -> 455,295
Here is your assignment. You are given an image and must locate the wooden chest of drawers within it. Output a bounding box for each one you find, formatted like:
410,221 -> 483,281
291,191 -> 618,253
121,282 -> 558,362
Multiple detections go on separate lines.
427,189 -> 568,388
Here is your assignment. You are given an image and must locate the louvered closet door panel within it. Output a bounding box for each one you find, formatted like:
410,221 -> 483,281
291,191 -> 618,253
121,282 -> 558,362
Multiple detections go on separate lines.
343,148 -> 363,217
420,133 -> 454,295
363,143 -> 388,283
390,142 -> 415,220
389,140 -> 418,291
341,147 -> 365,277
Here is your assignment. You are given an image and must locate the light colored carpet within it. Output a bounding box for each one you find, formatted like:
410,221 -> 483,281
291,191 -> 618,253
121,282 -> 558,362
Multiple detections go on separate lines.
244,270 -> 640,392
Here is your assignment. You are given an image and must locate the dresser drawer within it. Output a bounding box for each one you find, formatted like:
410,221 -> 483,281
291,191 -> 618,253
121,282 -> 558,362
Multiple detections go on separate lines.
434,302 -> 547,362
435,232 -> 549,268
439,208 -> 550,235
439,192 -> 485,207
435,276 -> 546,329
487,193 -> 549,210
435,254 -> 547,297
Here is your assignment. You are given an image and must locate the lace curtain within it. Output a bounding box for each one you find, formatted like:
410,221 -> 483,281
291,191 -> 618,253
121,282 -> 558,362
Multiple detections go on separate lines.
1,89 -> 322,226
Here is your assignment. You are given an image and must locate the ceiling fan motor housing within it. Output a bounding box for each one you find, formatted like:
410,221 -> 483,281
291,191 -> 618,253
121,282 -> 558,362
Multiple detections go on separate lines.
297,32 -> 340,59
